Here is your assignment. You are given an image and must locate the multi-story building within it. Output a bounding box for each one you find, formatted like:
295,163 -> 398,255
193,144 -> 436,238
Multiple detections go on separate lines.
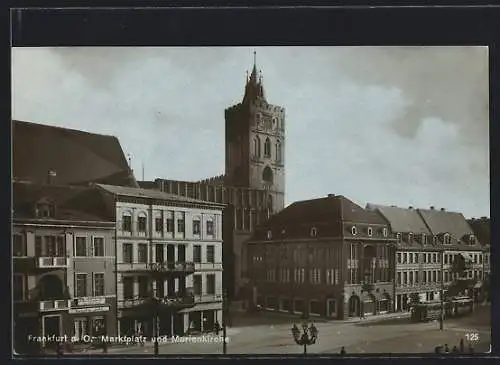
95,184 -> 224,337
468,216 -> 491,301
368,204 -> 444,311
245,194 -> 396,320
139,55 -> 286,301
13,180 -> 116,353
417,207 -> 485,300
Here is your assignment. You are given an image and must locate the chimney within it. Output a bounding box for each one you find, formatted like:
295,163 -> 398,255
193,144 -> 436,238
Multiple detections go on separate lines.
441,208 -> 446,211
47,170 -> 57,185
408,206 -> 413,210
481,216 -> 487,220
430,206 -> 435,210
327,194 -> 335,198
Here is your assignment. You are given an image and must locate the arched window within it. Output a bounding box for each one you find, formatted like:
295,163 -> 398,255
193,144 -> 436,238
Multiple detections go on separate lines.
276,140 -> 282,162
264,138 -> 271,158
254,136 -> 261,158
262,166 -> 273,185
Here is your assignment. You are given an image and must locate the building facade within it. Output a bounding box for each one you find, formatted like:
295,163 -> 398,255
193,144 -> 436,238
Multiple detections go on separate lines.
13,181 -> 117,353
95,184 -> 224,337
139,55 -> 286,300
245,195 -> 396,320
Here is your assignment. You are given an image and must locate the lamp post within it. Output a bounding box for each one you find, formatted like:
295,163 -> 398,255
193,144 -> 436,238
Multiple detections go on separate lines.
291,321 -> 318,355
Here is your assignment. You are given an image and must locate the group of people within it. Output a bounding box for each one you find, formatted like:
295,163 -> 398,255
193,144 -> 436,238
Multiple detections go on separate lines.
435,339 -> 475,354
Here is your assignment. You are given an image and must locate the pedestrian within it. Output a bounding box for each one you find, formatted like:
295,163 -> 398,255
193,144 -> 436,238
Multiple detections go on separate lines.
214,321 -> 221,335
340,346 -> 346,355
452,345 -> 459,353
444,344 -> 450,353
459,338 -> 465,352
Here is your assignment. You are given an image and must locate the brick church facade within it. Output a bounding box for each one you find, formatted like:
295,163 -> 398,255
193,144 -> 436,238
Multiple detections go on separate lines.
139,54 -> 286,300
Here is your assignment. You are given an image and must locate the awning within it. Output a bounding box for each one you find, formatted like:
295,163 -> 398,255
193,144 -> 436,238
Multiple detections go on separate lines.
178,302 -> 222,313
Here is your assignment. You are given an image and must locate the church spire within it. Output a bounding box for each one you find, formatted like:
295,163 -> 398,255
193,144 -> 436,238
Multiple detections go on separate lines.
243,50 -> 266,104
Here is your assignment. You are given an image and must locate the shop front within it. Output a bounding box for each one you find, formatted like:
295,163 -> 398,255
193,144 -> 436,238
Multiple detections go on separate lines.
68,297 -> 116,342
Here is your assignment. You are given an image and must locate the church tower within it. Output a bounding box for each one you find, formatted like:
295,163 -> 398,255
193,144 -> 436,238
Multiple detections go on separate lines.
224,52 -> 285,214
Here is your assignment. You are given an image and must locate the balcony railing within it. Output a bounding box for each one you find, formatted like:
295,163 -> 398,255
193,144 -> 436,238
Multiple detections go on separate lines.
39,299 -> 72,311
194,293 -> 223,303
119,292 -> 196,310
36,257 -> 69,269
148,261 -> 195,273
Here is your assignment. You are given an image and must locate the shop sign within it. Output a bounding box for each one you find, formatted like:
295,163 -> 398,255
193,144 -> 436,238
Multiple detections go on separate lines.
69,306 -> 109,314
75,297 -> 106,306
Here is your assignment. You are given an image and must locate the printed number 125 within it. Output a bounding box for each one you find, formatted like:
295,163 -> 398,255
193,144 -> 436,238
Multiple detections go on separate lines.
466,333 -> 479,341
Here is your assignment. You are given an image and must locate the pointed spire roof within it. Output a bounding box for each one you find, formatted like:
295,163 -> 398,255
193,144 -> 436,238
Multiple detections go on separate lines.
243,50 -> 266,104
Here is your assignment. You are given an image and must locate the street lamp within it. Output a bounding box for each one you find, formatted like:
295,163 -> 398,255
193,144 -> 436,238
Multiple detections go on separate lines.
291,321 -> 318,355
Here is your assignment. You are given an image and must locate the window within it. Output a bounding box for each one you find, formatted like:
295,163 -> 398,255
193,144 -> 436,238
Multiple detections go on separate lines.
35,236 -> 42,256
253,136 -> 261,157
138,244 -> 148,263
178,244 -> 186,262
75,237 -> 87,256
74,318 -> 89,339
367,227 -> 373,237
403,253 -> 407,264
93,273 -> 105,296
155,218 -> 163,233
13,274 -> 24,301
397,252 -> 402,263
421,234 -> 427,245
46,236 -> 56,256
403,272 -> 408,285
193,275 -> 202,295
92,317 -> 106,336
207,245 -> 215,263
138,214 -> 147,232
122,214 -> 132,232
409,271 -> 414,285
383,228 -> 388,237
93,237 -> 104,256
351,226 -> 357,236
408,233 -> 413,243
13,234 -> 26,256
193,220 -> 201,235
444,234 -> 451,245
396,233 -> 401,242
276,141 -> 282,162
264,137 -> 271,157
76,273 -> 87,297
193,245 -> 202,263
206,274 -> 215,294
123,243 -> 133,264
206,221 -> 214,235
310,227 -> 318,237
166,218 -> 174,233
177,219 -> 185,233
123,277 -> 134,299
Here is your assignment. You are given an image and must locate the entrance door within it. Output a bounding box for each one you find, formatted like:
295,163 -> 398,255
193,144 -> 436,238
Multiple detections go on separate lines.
44,316 -> 61,337
173,313 -> 184,335
327,299 -> 337,318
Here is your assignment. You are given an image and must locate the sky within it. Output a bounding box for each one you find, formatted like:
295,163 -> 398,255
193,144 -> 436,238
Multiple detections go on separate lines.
12,46 -> 490,218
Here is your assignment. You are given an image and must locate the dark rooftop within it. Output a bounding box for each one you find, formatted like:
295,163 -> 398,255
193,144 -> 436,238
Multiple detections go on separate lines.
13,120 -> 138,188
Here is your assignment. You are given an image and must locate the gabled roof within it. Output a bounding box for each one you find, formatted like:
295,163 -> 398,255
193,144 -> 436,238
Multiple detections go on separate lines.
13,120 -> 138,188
96,184 -> 225,208
417,208 -> 473,240
13,181 -> 114,222
468,217 -> 490,246
367,204 -> 431,234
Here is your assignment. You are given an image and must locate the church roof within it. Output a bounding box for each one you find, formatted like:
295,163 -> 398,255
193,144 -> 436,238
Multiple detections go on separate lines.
13,120 -> 138,188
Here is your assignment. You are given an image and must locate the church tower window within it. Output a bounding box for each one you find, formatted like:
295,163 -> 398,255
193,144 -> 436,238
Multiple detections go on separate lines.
263,166 -> 273,185
264,138 -> 271,158
254,136 -> 261,158
276,140 -> 282,162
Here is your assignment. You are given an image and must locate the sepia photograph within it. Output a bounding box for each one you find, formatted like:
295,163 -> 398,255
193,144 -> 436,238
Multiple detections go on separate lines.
11,46 -> 491,356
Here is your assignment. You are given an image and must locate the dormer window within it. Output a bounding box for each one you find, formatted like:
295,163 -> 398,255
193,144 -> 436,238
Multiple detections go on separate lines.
433,236 -> 437,245
444,234 -> 451,245
351,226 -> 357,236
35,201 -> 55,218
396,233 -> 401,243
408,233 -> 413,243
310,227 -> 318,238
469,235 -> 476,245
421,234 -> 427,245
266,230 -> 272,240
367,227 -> 373,237
382,228 -> 388,237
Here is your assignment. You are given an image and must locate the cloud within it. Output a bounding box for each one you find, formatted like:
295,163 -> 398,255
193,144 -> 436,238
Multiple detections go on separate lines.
11,46 -> 489,218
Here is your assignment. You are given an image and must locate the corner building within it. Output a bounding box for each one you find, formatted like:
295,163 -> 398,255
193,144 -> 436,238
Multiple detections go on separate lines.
246,195 -> 396,320
95,184 -> 224,337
